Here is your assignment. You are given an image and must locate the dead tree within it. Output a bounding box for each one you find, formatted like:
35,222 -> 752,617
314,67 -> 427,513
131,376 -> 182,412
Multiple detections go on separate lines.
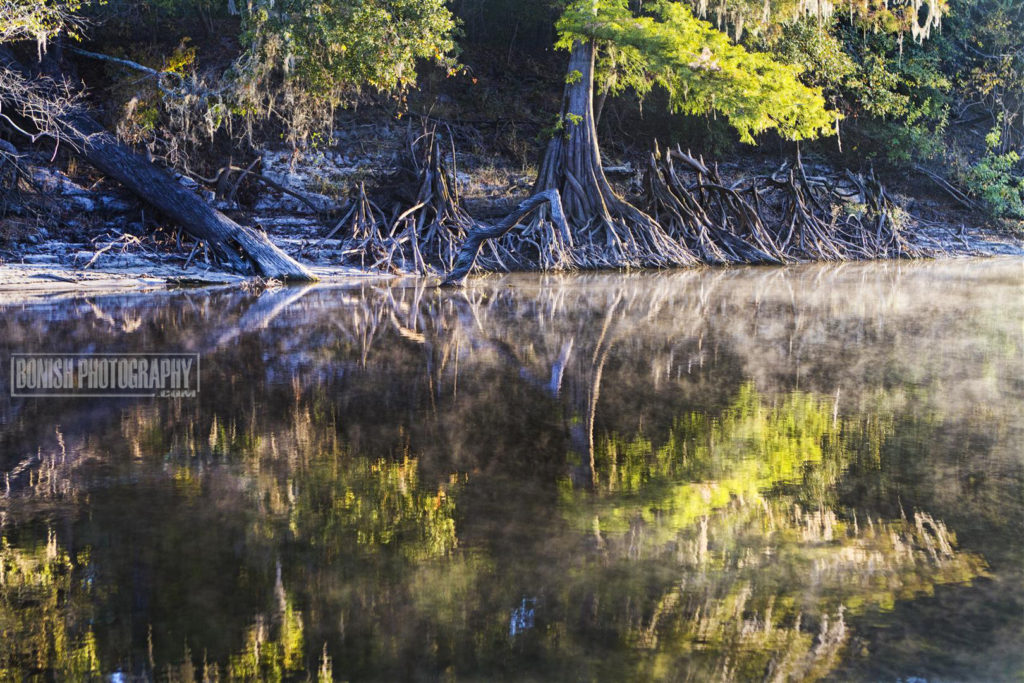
328,127 -> 473,274
69,113 -> 316,279
387,127 -> 475,273
0,48 -> 315,281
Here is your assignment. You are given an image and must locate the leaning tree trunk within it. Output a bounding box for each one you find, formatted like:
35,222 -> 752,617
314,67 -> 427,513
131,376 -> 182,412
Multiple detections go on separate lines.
530,40 -> 697,268
70,114 -> 316,280
0,48 -> 315,281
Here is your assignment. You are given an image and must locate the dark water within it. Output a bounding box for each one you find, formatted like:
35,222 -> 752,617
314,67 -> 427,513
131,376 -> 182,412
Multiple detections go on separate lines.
1,259 -> 1022,681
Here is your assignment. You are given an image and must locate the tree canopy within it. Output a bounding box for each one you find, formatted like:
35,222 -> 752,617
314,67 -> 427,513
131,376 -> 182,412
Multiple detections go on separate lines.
557,0 -> 837,142
237,0 -> 458,97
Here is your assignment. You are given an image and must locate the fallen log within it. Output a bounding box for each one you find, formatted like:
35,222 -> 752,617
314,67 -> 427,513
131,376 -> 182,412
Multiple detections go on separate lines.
0,48 -> 316,281
68,115 -> 316,280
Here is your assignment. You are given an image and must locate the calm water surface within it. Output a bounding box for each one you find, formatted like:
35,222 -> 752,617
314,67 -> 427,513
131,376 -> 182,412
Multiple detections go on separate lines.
1,259 -> 1022,681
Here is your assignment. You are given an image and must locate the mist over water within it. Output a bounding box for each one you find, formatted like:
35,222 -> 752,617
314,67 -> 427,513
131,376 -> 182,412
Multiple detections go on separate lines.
1,258 -> 1022,680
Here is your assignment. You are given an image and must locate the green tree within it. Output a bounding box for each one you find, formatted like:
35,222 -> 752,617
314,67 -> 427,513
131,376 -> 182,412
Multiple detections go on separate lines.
229,0 -> 457,146
948,0 -> 1023,151
942,0 -> 1023,222
962,121 -> 1024,221
754,16 -> 951,162
68,0 -> 457,152
526,0 -> 837,269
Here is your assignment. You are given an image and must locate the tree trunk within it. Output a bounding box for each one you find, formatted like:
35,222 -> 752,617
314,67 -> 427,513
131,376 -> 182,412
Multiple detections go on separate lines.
0,48 -> 316,281
531,40 -> 696,268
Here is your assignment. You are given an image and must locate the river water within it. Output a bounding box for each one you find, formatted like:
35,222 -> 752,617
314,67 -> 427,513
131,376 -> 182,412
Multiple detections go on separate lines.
0,258 -> 1021,681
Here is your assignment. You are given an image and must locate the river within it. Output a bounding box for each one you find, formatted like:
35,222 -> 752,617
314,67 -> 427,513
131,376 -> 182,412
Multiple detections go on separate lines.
1,258 -> 1021,680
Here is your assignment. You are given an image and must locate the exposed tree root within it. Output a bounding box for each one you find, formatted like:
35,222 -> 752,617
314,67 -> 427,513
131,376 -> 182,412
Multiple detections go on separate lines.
441,189 -> 574,286
643,143 -> 924,264
384,126 -> 473,273
331,128 -> 924,280
318,182 -> 390,269
528,131 -> 700,270
329,126 -> 481,273
644,143 -> 783,265
328,125 -> 579,275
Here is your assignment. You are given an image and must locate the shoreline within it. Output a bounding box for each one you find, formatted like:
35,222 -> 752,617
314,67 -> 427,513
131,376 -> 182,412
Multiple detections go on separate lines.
0,260 -> 396,305
4,127 -> 1021,299
1,227 -> 1020,306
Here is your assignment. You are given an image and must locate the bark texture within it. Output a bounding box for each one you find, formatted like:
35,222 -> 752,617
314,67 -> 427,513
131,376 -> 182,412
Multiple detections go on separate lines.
70,113 -> 316,280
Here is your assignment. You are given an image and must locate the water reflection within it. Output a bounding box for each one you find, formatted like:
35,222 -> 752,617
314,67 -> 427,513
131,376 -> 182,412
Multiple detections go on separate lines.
0,259 -> 1021,680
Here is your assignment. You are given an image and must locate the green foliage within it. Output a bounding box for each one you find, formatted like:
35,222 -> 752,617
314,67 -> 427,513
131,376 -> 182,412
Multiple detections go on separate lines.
0,0 -> 82,44
559,383 -> 854,540
557,0 -> 836,143
217,0 -> 457,147
238,0 -> 457,97
755,16 -> 950,162
946,0 -> 1024,150
961,121 -> 1024,221
67,0 -> 460,157
0,533 -> 99,679
759,16 -> 857,94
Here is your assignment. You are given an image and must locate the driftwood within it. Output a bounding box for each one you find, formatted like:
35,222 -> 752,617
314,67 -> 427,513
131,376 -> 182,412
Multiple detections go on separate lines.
0,48 -> 315,281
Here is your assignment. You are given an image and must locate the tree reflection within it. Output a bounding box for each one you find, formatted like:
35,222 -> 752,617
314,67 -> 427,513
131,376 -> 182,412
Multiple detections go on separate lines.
0,531 -> 99,679
0,260 -> 1019,679
547,383 -> 987,681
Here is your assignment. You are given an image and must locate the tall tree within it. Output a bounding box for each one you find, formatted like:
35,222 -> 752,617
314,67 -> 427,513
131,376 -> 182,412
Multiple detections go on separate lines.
231,0 -> 458,146
527,0 -> 836,268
